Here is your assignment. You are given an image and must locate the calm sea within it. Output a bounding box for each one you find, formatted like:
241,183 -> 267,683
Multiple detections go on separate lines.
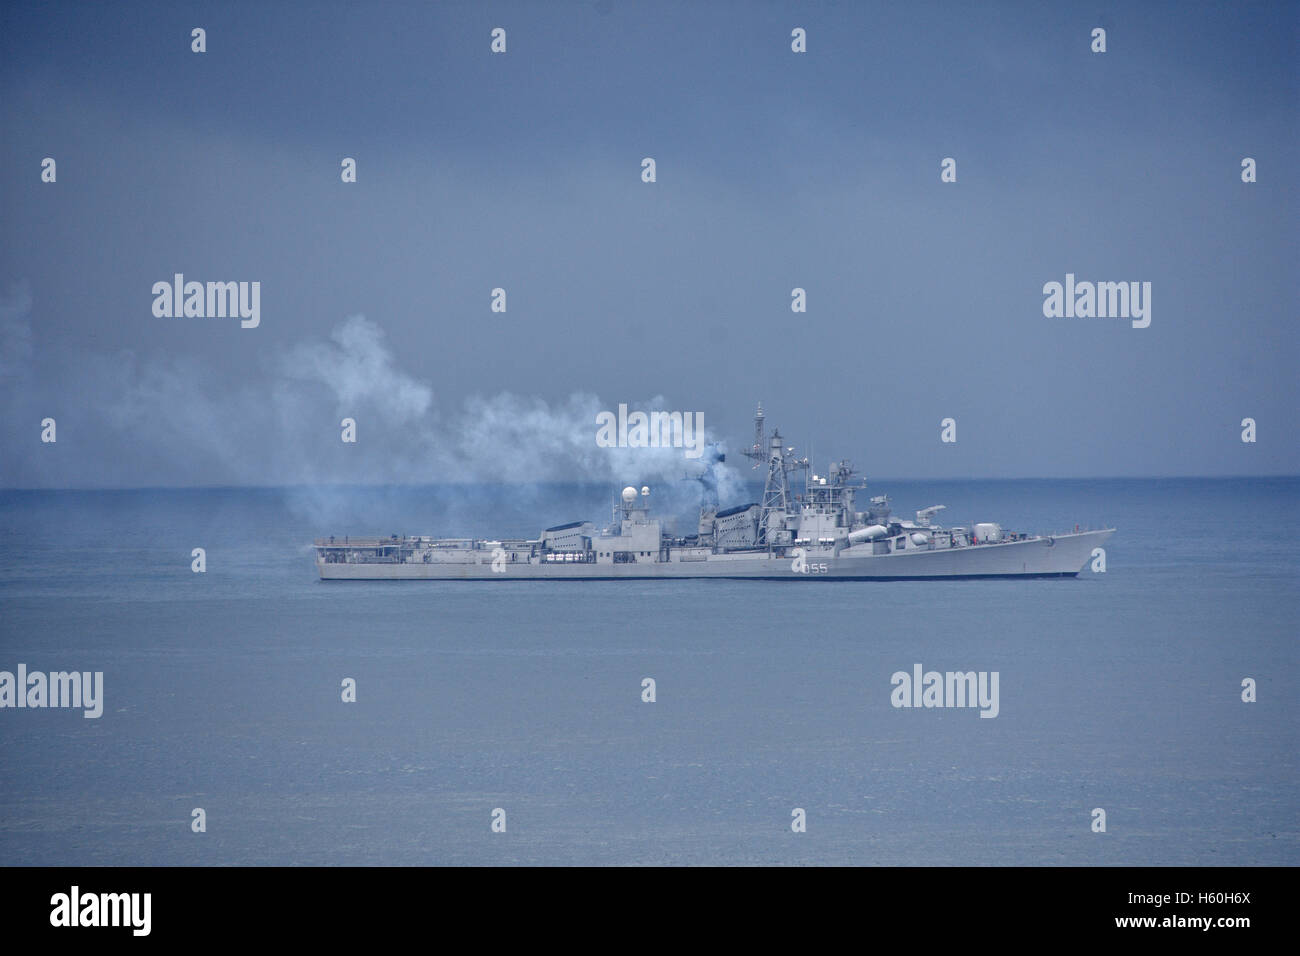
0,478 -> 1295,865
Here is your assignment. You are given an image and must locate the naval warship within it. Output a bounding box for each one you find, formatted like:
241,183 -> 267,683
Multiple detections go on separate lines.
315,405 -> 1114,580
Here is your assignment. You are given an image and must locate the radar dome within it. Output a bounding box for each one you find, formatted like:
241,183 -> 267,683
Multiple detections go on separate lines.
621,486 -> 637,504
640,485 -> 650,496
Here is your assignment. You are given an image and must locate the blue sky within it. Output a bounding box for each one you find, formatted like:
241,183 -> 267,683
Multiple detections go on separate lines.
1,0 -> 1296,486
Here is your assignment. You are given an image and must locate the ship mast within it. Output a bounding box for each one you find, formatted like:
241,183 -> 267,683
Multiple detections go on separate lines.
746,403 -> 765,470
742,403 -> 808,549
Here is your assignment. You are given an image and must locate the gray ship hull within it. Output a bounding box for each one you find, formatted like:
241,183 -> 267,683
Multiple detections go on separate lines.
317,529 -> 1114,581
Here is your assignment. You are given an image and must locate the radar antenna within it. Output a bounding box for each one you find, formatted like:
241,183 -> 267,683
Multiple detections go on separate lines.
741,403 -> 766,470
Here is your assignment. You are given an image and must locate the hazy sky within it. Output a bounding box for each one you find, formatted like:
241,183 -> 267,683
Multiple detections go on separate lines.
1,0 -> 1296,488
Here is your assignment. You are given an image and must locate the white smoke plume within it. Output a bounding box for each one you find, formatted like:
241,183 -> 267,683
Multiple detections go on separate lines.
0,296 -> 748,517
283,315 -> 433,424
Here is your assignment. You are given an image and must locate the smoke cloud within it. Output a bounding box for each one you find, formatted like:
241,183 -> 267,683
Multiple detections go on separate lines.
0,292 -> 747,523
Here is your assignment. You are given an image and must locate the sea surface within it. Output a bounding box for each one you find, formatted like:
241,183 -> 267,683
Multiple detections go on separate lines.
0,478 -> 1295,866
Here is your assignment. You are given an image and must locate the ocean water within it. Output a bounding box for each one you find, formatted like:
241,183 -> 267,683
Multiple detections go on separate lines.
0,478 -> 1295,866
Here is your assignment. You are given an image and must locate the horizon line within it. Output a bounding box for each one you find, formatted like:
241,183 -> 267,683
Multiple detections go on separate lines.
2,474 -> 1297,493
